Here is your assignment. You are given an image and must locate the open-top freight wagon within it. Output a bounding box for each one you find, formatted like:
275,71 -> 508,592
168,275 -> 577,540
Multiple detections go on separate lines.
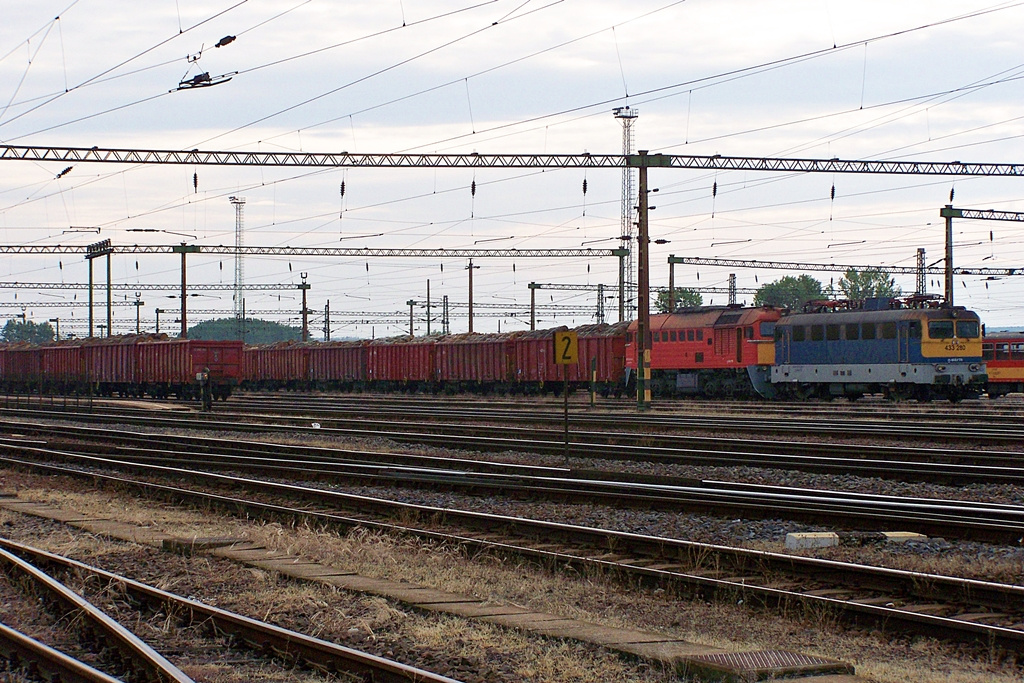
0,336 -> 243,400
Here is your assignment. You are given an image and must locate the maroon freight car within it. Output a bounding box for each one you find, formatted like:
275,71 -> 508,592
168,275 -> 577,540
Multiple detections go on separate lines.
138,339 -> 243,399
307,340 -> 368,389
514,322 -> 628,394
434,332 -> 518,391
244,342 -> 310,390
4,343 -> 44,389
367,336 -> 436,389
81,336 -> 141,395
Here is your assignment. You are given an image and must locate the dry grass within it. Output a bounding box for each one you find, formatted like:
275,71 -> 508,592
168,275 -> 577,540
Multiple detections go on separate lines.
1,468 -> 1022,683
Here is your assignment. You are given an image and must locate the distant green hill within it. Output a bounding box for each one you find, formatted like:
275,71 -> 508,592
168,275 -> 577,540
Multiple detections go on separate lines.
188,318 -> 301,343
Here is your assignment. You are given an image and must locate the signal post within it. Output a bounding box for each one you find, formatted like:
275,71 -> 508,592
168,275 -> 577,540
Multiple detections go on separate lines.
554,330 -> 578,466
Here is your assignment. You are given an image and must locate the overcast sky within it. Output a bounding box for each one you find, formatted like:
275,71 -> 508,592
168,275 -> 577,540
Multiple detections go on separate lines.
2,0 -> 1024,336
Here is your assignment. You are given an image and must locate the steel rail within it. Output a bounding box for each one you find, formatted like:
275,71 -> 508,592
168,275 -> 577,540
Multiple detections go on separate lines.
232,391 -> 1024,419
3,407 -> 1024,490
216,396 -> 1024,443
19,433 -> 1024,543
1,451 -> 1023,652
0,546 -> 195,683
11,420 -> 1020,537
0,622 -> 125,683
0,538 -> 463,683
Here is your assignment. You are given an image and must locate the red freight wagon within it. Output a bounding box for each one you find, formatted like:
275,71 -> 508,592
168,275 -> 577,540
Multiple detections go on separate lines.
138,339 -> 243,399
367,336 -> 435,388
5,345 -> 43,386
576,322 -> 628,387
40,343 -> 85,389
244,343 -> 310,390
82,336 -> 139,395
308,341 -> 368,388
513,323 -> 628,393
435,333 -> 517,389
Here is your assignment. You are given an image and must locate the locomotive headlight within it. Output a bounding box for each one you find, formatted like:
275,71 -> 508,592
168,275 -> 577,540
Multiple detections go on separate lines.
969,363 -> 981,372
935,364 -> 947,372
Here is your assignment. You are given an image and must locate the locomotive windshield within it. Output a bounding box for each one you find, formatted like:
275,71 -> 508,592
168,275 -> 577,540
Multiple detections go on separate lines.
928,320 -> 955,339
928,320 -> 980,339
956,320 -> 980,338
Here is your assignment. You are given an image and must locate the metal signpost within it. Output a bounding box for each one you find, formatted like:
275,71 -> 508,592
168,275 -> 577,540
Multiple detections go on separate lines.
553,330 -> 578,466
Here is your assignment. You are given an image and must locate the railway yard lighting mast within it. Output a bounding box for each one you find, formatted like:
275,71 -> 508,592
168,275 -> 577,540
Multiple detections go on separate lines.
230,196 -> 246,337
85,239 -> 113,338
614,107 -> 639,323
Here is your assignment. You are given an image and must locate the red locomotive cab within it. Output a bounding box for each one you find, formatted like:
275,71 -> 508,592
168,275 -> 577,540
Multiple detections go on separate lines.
627,305 -> 784,397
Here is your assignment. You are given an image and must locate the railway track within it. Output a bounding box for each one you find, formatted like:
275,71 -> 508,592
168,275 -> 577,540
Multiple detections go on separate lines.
2,446 -> 1023,655
5,419 -> 1024,543
230,391 -> 1024,423
3,405 -> 1024,488
0,536 -> 462,683
222,394 -> 1024,442
0,543 -> 193,683
15,391 -> 1022,444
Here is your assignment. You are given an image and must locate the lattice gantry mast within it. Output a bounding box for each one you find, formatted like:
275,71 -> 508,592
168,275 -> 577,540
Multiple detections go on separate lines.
229,196 -> 246,322
613,107 -> 638,322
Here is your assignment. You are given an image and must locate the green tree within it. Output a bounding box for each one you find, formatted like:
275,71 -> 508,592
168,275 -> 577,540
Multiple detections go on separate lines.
753,275 -> 824,310
1,320 -> 54,343
655,287 -> 703,312
837,268 -> 901,300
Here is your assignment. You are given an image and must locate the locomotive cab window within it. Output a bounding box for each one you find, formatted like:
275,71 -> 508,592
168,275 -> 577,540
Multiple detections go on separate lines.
956,320 -> 980,338
792,326 -> 806,342
826,324 -> 840,341
760,322 -> 775,338
745,326 -> 754,339
881,322 -> 897,339
908,321 -> 921,339
928,321 -> 955,339
844,323 -> 859,340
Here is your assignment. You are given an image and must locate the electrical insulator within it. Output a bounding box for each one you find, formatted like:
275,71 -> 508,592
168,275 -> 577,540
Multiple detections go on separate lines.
830,184 -> 836,201
949,187 -> 955,202
340,181 -> 346,198
471,180 -> 476,197
582,179 -> 588,195
712,181 -> 717,198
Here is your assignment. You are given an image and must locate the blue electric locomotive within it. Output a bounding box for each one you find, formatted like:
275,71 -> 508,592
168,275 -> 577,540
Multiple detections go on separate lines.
764,298 -> 986,402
